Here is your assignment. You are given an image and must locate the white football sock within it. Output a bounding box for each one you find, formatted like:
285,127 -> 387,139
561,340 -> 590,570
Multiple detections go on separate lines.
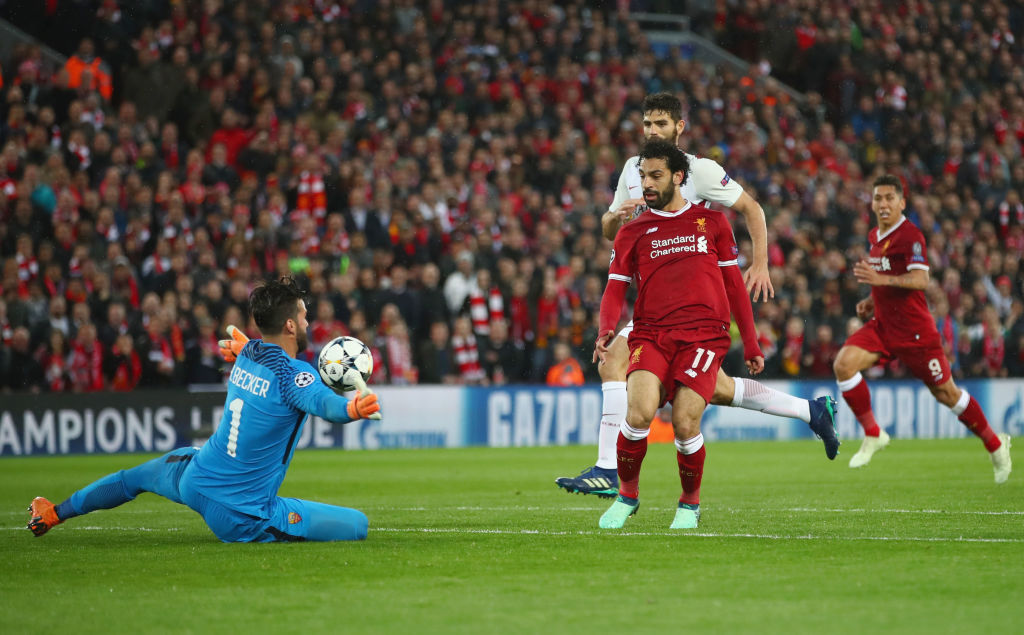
596,381 -> 626,469
731,377 -> 811,422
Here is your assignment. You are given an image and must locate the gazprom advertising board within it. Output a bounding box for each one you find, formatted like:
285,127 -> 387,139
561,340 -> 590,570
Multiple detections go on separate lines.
2,380 -> 1021,456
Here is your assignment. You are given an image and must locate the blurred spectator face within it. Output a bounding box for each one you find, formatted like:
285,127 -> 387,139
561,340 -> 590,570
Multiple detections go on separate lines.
77,323 -> 97,347
50,296 -> 67,317
316,301 -> 334,322
391,265 -> 408,289
456,251 -> 474,275
786,317 -> 805,338
381,303 -> 400,326
211,143 -> 228,166
816,325 -> 833,344
490,319 -> 508,344
422,263 -> 440,288
349,310 -> 367,333
12,327 -> 30,352
358,267 -> 377,290
115,333 -> 134,355
553,341 -> 571,362
49,329 -> 66,353
454,316 -> 471,337
476,268 -> 491,289
108,302 -> 125,326
72,302 -> 91,325
429,321 -> 449,346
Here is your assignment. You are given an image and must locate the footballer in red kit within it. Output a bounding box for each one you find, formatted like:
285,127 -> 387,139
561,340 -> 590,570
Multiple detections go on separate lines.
607,205 -> 740,405
834,175 -> 1012,482
593,138 -> 763,530
844,213 -> 950,385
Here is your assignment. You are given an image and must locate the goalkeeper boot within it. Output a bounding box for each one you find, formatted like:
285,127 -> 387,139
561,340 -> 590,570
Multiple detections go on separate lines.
555,465 -> 618,498
848,429 -> 890,468
27,497 -> 62,537
808,396 -> 841,460
669,503 -> 701,530
599,495 -> 639,529
991,434 -> 1012,484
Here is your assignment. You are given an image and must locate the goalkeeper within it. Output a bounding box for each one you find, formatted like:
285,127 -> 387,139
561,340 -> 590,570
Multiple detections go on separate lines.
27,277 -> 381,542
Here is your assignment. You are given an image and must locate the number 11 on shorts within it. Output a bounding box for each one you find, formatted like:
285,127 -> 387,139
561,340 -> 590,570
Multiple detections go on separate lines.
691,347 -> 715,373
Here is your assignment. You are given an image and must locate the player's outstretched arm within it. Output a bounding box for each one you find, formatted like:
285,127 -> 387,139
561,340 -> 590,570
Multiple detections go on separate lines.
722,264 -> 764,375
218,324 -> 249,362
730,191 -> 773,302
297,381 -> 383,424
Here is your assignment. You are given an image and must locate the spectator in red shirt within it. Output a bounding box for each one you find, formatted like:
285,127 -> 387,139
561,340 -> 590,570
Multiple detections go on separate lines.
68,322 -> 104,392
105,333 -> 142,391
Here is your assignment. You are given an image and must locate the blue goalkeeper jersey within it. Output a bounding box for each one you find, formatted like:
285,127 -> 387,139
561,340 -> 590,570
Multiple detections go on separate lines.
185,340 -> 353,518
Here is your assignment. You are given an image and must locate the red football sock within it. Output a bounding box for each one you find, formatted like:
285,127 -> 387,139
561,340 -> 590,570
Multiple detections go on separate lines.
677,446 -> 706,506
841,379 -> 880,437
616,432 -> 648,499
958,397 -> 1001,452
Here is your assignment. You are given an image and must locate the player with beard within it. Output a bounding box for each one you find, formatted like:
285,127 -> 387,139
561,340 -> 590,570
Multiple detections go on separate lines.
595,139 -> 763,529
557,92 -> 839,499
27,277 -> 381,542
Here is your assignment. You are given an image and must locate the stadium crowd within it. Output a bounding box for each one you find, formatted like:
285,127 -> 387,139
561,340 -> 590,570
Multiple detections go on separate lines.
0,0 -> 1022,394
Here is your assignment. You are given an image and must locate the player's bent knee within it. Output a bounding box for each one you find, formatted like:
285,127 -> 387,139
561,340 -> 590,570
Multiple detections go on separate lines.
625,410 -> 652,431
833,349 -> 857,380
671,419 -> 701,440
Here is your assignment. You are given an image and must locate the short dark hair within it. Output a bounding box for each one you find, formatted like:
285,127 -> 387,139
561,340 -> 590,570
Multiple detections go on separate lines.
249,276 -> 305,335
638,138 -> 691,185
872,174 -> 904,197
641,92 -> 683,122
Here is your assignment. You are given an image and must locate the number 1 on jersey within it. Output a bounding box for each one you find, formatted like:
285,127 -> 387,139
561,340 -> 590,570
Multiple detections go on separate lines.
226,397 -> 243,457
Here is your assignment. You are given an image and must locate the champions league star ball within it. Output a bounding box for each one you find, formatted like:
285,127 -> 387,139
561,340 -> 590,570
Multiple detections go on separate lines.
318,336 -> 373,392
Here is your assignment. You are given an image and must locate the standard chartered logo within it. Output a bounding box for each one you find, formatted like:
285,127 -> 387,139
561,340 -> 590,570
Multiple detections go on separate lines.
650,234 -> 708,258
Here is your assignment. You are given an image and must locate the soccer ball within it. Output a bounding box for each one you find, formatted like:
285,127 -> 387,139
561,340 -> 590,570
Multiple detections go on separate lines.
318,336 -> 373,392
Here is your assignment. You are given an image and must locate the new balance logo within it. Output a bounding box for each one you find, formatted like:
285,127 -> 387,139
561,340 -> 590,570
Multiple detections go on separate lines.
646,226 -> 658,234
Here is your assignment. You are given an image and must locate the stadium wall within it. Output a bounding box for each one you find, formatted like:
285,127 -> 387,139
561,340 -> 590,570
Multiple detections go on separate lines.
2,380 -> 1023,457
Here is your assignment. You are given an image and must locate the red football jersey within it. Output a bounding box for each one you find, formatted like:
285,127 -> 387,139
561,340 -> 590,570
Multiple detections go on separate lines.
865,216 -> 937,342
609,202 -> 738,330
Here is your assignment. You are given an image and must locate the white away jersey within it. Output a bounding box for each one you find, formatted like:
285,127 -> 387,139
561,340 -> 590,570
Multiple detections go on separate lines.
609,153 -> 744,213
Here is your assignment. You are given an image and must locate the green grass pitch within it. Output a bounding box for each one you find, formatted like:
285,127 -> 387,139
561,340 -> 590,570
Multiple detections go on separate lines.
2,439 -> 1022,634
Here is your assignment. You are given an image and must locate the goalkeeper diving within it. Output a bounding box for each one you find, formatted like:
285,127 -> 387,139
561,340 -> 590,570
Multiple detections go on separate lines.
28,277 -> 380,542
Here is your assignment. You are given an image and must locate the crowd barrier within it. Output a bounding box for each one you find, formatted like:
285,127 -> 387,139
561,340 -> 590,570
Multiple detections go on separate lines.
2,379 -> 1023,456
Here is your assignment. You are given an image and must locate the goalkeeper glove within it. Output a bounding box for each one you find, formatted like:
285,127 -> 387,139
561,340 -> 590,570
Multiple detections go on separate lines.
347,374 -> 383,419
346,391 -> 381,420
218,324 -> 249,362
